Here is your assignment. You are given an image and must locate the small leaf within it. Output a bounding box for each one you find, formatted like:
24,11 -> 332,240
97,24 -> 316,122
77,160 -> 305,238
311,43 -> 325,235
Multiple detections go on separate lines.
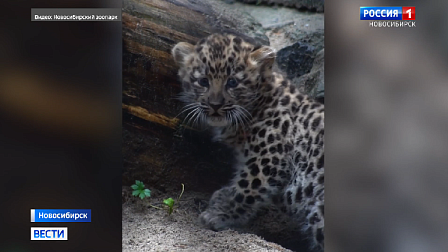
163,198 -> 175,208
132,190 -> 140,196
131,184 -> 139,190
144,189 -> 151,197
139,192 -> 145,199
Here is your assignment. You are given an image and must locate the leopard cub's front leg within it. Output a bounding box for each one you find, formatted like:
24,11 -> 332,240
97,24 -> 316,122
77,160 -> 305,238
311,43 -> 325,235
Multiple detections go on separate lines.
199,186 -> 251,231
199,162 -> 276,231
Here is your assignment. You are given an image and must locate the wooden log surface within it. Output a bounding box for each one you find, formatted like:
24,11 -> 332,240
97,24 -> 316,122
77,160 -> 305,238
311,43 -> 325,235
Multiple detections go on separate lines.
237,0 -> 324,12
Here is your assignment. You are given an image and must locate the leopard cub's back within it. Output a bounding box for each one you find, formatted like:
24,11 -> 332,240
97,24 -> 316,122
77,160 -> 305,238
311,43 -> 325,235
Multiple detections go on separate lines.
221,72 -> 325,249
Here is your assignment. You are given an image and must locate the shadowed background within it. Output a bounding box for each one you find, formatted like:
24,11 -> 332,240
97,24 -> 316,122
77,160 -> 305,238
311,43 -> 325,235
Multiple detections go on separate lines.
325,0 -> 448,251
0,0 -> 122,251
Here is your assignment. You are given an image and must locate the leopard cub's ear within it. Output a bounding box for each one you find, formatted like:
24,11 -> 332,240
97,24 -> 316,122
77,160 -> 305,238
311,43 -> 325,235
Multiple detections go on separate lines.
249,46 -> 276,68
172,42 -> 194,67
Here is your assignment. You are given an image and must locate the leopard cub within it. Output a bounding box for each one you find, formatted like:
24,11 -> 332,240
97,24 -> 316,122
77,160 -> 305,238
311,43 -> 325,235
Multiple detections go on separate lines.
172,34 -> 324,251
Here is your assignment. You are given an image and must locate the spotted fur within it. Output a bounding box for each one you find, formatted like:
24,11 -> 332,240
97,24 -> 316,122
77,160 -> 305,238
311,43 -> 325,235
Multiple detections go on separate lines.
172,34 -> 324,251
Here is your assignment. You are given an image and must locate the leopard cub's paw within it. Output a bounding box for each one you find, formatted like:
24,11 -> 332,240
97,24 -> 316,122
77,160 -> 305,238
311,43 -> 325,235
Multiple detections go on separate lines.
199,210 -> 231,231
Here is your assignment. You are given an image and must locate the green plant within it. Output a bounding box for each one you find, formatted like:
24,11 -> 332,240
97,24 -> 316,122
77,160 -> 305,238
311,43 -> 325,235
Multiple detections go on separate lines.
163,183 -> 185,215
163,198 -> 175,215
131,181 -> 185,215
131,180 -> 151,199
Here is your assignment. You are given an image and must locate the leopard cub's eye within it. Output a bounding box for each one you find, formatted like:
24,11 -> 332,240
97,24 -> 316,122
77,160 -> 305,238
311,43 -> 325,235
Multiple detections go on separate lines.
198,78 -> 209,87
226,78 -> 238,88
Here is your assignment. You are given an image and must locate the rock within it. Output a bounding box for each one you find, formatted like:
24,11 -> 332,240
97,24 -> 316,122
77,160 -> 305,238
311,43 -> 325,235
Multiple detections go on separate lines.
276,42 -> 316,79
296,48 -> 324,102
284,30 -> 324,53
236,0 -> 324,12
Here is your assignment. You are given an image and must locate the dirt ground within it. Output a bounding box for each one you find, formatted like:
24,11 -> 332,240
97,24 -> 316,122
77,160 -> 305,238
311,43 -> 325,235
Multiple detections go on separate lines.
122,190 -> 298,252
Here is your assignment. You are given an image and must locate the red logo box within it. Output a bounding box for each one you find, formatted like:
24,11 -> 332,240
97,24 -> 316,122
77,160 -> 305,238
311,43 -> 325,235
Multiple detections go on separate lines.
402,7 -> 415,20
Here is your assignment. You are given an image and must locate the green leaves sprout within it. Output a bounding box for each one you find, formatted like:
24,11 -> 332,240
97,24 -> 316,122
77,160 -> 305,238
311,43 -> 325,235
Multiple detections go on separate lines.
131,180 -> 151,200
163,198 -> 175,215
163,183 -> 184,215
131,180 -> 184,215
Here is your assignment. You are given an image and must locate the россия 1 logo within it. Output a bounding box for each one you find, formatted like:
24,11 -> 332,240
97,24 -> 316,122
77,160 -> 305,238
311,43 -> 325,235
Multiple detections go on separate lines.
360,6 -> 416,28
360,7 -> 415,20
402,7 -> 416,20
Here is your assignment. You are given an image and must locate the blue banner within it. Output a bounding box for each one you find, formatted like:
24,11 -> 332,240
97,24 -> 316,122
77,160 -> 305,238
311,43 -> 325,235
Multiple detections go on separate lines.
31,209 -> 91,222
360,7 -> 402,20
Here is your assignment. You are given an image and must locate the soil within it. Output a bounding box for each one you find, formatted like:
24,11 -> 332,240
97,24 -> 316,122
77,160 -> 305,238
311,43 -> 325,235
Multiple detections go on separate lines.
122,190 -> 299,252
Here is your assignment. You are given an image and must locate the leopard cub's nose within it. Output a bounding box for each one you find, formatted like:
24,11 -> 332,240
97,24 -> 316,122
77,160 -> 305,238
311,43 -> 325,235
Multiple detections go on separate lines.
209,102 -> 223,112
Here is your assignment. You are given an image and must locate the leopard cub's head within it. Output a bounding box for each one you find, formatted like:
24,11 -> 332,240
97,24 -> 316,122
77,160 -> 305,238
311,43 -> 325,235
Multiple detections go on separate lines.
172,33 -> 275,128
